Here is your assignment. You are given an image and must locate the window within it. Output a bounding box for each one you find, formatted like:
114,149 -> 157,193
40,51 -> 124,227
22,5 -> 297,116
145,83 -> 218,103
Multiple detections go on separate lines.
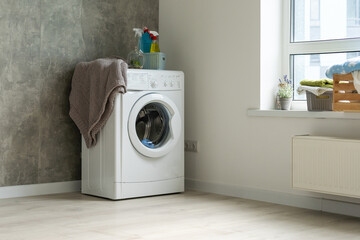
287,0 -> 360,101
293,52 -> 360,100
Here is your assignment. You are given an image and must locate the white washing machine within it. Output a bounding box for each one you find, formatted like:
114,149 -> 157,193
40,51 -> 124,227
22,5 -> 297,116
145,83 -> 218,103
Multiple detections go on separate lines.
81,69 -> 184,200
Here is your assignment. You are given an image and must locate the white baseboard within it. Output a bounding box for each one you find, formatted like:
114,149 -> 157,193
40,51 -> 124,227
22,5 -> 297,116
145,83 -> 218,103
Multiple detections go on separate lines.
186,178 -> 360,218
0,181 -> 81,199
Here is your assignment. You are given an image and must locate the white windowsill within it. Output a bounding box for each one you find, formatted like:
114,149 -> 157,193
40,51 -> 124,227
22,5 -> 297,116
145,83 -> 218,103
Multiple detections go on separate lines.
248,109 -> 360,120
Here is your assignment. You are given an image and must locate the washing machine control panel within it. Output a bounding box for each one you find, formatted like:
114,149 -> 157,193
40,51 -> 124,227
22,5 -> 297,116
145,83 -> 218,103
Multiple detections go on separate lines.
127,72 -> 149,90
149,72 -> 182,90
127,70 -> 183,91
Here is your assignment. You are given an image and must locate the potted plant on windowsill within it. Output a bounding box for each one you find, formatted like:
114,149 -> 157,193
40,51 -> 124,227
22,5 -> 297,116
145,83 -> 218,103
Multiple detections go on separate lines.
277,75 -> 293,110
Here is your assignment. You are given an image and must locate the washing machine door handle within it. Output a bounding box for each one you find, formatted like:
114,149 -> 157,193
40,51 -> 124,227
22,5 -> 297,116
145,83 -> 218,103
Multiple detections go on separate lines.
128,93 -> 182,158
168,103 -> 181,139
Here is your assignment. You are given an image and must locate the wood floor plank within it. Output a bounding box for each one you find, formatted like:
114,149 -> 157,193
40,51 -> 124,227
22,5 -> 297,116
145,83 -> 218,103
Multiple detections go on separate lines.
0,191 -> 359,239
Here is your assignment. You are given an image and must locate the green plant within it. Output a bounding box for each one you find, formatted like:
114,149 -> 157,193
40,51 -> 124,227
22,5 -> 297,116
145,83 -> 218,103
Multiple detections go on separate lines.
278,75 -> 293,98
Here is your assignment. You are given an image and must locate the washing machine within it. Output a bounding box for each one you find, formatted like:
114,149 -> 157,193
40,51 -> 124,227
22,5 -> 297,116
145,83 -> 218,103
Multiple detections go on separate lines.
81,69 -> 184,200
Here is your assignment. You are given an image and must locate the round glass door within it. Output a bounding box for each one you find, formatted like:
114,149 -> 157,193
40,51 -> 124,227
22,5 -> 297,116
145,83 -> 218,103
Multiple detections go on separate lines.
135,103 -> 170,149
128,94 -> 181,158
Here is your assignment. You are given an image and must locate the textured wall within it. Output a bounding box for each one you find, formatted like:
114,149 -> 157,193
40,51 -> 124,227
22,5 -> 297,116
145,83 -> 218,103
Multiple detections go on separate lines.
0,0 -> 159,186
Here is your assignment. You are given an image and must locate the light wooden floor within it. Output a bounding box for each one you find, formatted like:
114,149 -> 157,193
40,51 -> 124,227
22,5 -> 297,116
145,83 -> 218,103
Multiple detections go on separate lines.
1,191 -> 360,240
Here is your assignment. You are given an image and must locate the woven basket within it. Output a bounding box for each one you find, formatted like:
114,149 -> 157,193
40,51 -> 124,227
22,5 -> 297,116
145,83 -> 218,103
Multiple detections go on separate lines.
306,91 -> 333,111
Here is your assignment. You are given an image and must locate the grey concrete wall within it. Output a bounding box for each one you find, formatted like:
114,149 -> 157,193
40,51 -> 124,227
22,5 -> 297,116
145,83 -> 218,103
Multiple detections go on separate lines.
0,0 -> 159,186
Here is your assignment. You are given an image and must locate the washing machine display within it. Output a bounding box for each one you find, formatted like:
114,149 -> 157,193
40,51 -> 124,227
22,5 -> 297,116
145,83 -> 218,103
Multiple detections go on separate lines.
135,102 -> 170,149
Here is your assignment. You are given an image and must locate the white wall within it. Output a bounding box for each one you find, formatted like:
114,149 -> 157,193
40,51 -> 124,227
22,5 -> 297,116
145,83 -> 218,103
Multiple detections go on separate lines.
159,0 -> 360,206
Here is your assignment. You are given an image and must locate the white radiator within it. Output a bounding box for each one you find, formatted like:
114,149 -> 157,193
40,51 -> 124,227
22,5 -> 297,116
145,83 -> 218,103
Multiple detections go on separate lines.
292,136 -> 360,198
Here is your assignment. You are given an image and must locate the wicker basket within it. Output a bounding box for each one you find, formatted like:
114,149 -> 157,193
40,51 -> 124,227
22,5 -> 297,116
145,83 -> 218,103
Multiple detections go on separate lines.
333,73 -> 360,112
306,91 -> 333,111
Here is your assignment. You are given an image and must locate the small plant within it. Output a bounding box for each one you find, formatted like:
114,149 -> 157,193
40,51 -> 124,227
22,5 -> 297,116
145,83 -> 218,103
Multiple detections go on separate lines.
278,75 -> 293,98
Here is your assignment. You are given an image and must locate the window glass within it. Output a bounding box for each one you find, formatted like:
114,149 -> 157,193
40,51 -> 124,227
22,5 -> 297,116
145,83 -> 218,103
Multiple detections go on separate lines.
135,103 -> 170,149
293,0 -> 360,42
293,52 -> 360,100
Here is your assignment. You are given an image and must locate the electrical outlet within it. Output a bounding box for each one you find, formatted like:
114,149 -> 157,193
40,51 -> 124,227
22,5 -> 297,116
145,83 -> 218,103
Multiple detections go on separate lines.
185,140 -> 198,152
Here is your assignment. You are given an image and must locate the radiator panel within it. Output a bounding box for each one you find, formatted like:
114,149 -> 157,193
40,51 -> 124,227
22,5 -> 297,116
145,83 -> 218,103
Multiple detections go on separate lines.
292,136 -> 360,198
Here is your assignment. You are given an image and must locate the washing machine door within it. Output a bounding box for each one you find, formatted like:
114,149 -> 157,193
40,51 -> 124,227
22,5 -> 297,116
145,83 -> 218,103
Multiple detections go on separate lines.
128,93 -> 181,158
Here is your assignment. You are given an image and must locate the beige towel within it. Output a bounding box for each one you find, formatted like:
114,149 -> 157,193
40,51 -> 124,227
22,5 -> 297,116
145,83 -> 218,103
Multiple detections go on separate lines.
69,58 -> 127,148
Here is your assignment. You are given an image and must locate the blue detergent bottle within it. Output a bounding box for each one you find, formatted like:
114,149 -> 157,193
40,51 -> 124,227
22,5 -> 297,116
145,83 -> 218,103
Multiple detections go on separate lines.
140,28 -> 152,53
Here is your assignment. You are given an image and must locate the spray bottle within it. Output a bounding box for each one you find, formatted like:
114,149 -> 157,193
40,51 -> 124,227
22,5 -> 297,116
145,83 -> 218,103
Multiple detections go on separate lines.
149,31 -> 160,53
141,27 -> 152,53
127,28 -> 144,69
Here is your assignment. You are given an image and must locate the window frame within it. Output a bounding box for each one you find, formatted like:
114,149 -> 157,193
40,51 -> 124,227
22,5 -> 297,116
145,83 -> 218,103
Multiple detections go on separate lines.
284,0 -> 360,104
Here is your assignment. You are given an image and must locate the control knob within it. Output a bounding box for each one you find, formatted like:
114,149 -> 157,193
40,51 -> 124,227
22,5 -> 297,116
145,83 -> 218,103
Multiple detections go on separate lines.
150,81 -> 158,88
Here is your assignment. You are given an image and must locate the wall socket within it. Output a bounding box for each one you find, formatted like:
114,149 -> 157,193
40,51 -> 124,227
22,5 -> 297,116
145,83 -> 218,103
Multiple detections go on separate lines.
185,140 -> 198,152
